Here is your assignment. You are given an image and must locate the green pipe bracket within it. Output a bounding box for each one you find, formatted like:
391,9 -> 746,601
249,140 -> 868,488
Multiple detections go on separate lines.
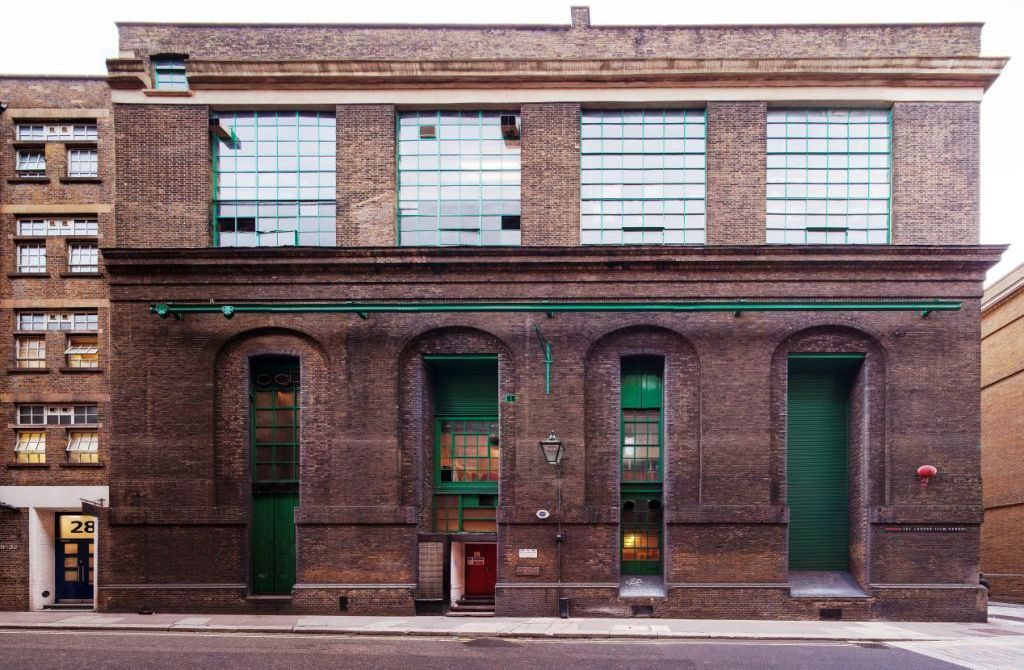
534,325 -> 553,395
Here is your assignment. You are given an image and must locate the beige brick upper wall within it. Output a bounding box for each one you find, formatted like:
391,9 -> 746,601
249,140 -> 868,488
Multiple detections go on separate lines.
117,22 -> 982,62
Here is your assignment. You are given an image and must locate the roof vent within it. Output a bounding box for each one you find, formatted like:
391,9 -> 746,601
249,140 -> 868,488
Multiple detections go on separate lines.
571,6 -> 590,29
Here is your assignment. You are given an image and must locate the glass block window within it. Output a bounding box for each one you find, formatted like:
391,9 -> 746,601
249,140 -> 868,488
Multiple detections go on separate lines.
67,149 -> 98,178
17,312 -> 97,331
433,493 -> 498,533
153,57 -> 188,91
68,243 -> 99,273
398,111 -> 521,246
16,150 -> 45,177
15,432 -> 46,464
17,218 -> 98,236
437,420 -> 499,484
251,359 -> 300,482
17,405 -> 45,425
16,124 -> 97,141
766,109 -> 891,244
15,336 -> 45,368
16,244 -> 46,274
213,111 -> 336,247
67,431 -> 99,464
416,540 -> 445,599
581,109 -> 706,245
65,336 -> 99,368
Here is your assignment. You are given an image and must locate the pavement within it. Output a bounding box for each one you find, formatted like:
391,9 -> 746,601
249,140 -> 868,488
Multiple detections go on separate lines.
1,601 -> 1024,643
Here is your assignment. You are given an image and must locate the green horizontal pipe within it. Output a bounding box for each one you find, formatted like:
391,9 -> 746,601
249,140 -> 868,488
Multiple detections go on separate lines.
150,301 -> 961,318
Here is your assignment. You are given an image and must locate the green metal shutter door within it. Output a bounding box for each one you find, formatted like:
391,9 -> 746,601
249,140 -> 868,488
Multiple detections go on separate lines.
787,367 -> 851,571
435,373 -> 498,417
252,493 -> 297,595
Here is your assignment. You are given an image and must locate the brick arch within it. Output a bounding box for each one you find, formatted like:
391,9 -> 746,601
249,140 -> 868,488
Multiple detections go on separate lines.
212,328 -> 332,508
769,324 -> 887,588
396,326 -> 518,523
583,325 -> 702,510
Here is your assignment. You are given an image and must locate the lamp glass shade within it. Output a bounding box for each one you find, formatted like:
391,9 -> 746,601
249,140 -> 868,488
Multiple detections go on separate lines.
539,432 -> 565,465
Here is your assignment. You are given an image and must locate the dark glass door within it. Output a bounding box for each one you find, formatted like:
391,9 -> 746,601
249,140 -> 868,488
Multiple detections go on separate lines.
56,538 -> 94,601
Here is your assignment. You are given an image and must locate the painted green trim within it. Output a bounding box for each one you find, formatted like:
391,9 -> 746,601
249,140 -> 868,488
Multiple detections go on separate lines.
151,300 -> 961,318
534,326 -> 552,395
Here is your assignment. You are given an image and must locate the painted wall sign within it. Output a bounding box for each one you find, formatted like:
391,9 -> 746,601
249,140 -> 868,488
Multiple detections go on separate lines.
882,526 -> 968,532
467,557 -> 486,566
518,548 -> 538,559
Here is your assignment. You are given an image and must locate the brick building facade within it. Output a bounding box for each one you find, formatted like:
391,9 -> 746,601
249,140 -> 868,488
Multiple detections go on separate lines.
981,263 -> 1024,603
1,8 -> 1007,620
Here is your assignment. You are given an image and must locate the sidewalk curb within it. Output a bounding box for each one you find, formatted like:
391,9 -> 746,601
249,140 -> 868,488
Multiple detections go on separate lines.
0,623 -> 947,643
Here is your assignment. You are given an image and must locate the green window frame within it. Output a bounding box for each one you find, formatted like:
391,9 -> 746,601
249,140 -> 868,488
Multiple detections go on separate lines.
398,111 -> 521,247
767,109 -> 891,244
433,493 -> 498,533
251,358 -> 300,483
212,111 -> 336,247
152,57 -> 188,91
581,109 -> 706,245
620,358 -> 664,575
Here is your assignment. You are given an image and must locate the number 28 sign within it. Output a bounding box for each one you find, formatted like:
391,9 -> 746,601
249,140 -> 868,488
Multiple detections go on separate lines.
59,515 -> 96,540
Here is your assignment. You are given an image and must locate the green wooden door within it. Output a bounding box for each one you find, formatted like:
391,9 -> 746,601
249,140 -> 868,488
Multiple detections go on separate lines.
252,493 -> 297,595
787,357 -> 859,571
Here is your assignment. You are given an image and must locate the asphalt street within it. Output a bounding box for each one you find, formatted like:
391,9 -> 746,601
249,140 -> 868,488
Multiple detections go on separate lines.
0,630 -> 965,669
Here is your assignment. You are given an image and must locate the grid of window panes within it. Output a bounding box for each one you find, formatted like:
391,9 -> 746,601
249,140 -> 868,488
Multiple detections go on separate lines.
17,219 -> 98,236
581,109 -> 706,245
153,58 -> 188,90
67,149 -> 98,178
251,364 -> 300,482
213,111 -> 336,247
68,244 -> 98,273
19,405 -> 98,425
16,151 -> 45,176
16,244 -> 46,273
65,336 -> 99,368
433,494 -> 498,533
621,495 -> 663,567
18,406 -> 45,425
16,124 -> 97,141
14,432 -> 46,464
766,109 -> 891,244
398,111 -> 521,246
17,312 -> 97,331
67,431 -> 99,464
15,336 -> 45,368
438,420 -> 499,483
622,409 -> 661,482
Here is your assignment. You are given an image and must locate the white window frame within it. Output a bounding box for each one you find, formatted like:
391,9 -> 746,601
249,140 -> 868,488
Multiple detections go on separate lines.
14,431 -> 46,463
17,405 -> 45,425
16,243 -> 47,274
17,218 -> 99,237
67,431 -> 99,464
65,336 -> 100,368
67,243 -> 99,273
67,149 -> 98,178
14,335 -> 46,368
16,124 -> 97,141
15,150 -> 46,177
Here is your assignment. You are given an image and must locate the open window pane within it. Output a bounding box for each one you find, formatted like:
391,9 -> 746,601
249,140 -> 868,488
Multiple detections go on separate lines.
66,336 -> 99,368
15,432 -> 46,464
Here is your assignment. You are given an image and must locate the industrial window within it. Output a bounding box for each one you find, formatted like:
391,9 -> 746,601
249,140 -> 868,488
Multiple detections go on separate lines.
153,57 -> 188,91
16,150 -> 45,177
15,336 -> 45,368
17,218 -> 98,236
433,493 -> 498,533
65,336 -> 99,368
766,109 -> 891,244
620,358 -> 664,576
14,432 -> 46,464
251,358 -> 300,482
19,405 -> 97,427
16,244 -> 46,274
17,405 -> 45,425
67,243 -> 99,273
66,431 -> 99,464
16,124 -> 97,141
67,149 -> 98,178
581,109 -> 706,245
398,111 -> 521,246
437,420 -> 500,484
17,312 -> 98,331
213,111 -> 336,247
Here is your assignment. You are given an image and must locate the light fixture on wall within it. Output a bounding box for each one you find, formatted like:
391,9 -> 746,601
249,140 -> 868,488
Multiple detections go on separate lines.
539,431 -> 568,617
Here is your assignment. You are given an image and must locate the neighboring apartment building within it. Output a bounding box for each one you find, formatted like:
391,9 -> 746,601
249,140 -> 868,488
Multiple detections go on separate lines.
0,77 -> 112,610
1,7 -> 1007,620
981,263 -> 1024,603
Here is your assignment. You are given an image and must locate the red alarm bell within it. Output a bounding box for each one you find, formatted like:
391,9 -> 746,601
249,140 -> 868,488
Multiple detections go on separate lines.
917,465 -> 938,488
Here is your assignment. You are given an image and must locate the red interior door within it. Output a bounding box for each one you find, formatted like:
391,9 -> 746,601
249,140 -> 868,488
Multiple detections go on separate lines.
464,544 -> 497,597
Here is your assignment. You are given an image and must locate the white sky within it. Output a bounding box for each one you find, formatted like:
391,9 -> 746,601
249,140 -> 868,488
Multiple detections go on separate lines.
1,0 -> 1020,284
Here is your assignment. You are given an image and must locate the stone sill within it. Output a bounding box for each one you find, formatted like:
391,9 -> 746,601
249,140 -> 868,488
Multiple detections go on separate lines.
59,367 -> 104,374
7,273 -> 49,279
6,368 -> 49,375
59,177 -> 102,184
6,177 -> 50,184
59,462 -> 104,469
142,89 -> 193,97
6,463 -> 50,469
59,272 -> 103,279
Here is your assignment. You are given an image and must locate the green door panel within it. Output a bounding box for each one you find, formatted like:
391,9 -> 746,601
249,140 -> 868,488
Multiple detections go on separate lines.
252,493 -> 297,595
787,360 -> 857,571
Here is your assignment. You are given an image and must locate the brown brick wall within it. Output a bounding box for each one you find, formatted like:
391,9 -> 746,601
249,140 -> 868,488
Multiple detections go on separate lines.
117,23 -> 981,63
981,283 -> 1024,602
706,102 -> 767,245
521,103 -> 580,246
337,104 -> 394,247
0,511 -> 29,610
892,102 -> 980,244
113,104 -> 210,248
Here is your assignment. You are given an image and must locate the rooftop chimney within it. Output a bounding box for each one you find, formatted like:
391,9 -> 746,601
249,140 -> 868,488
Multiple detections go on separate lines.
571,6 -> 590,30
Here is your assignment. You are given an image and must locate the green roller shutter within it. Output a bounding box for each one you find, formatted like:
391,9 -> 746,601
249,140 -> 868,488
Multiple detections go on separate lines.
787,357 -> 860,572
429,357 -> 498,417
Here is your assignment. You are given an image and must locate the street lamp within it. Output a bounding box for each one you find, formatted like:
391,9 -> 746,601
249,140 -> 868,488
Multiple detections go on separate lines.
539,431 -> 568,618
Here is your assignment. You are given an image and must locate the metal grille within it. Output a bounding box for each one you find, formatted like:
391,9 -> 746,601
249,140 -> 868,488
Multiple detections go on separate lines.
214,111 -> 336,247
251,361 -> 300,482
581,109 -> 706,244
416,541 -> 445,599
398,110 -> 521,246
766,109 -> 891,244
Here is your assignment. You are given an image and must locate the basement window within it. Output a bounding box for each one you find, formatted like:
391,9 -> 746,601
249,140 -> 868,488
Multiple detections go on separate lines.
153,57 -> 188,91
